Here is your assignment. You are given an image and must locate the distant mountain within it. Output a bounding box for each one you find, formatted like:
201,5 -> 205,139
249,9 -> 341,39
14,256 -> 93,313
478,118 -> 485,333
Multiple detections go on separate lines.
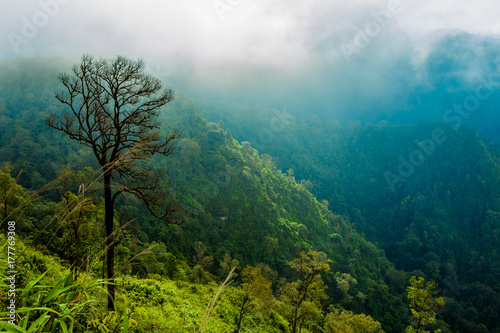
170,30 -> 500,144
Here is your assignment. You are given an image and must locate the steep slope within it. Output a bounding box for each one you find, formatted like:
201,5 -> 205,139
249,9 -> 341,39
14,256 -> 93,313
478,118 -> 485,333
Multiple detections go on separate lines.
117,93 -> 410,331
203,102 -> 500,332
0,58 -> 410,332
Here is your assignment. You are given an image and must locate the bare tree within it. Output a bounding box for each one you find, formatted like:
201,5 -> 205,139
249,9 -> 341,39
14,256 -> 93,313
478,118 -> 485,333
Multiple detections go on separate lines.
46,54 -> 182,309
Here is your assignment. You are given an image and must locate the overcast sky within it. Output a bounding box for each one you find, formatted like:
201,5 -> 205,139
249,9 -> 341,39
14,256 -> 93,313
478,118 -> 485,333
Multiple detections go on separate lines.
2,0 -> 500,65
2,0 -> 500,122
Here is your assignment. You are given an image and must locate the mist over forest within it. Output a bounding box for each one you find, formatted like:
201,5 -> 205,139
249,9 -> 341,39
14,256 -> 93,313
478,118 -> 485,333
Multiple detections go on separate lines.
1,1 -> 500,332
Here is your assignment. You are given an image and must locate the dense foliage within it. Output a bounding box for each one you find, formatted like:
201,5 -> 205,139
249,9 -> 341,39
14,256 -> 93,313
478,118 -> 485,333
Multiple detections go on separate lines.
202,100 -> 500,332
1,57 -> 499,332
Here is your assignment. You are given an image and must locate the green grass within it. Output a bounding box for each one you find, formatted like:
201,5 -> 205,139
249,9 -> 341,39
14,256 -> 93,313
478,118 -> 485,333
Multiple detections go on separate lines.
1,239 -> 288,332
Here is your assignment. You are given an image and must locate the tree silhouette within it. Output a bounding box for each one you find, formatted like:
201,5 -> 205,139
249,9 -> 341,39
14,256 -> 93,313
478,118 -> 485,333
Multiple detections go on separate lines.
46,54 -> 182,309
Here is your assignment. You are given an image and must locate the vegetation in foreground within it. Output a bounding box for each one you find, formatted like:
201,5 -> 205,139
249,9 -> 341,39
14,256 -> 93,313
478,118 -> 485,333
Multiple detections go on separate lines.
0,236 -> 447,333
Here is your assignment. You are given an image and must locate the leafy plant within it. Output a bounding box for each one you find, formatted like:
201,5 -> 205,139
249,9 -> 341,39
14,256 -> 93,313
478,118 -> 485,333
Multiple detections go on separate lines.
87,305 -> 137,333
0,270 -> 107,332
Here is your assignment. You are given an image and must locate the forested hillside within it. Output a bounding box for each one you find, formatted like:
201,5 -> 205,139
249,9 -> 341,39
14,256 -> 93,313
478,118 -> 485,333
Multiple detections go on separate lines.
203,101 -> 500,332
0,58 -> 419,332
1,56 -> 499,332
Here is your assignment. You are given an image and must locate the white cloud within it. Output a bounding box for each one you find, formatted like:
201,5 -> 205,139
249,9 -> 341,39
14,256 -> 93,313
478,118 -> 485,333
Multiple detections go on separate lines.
1,0 -> 499,66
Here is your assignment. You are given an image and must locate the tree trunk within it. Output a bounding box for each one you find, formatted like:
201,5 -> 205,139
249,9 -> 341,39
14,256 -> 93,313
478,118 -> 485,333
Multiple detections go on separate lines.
104,174 -> 115,310
102,244 -> 106,279
416,318 -> 422,333
291,301 -> 301,333
234,296 -> 248,333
